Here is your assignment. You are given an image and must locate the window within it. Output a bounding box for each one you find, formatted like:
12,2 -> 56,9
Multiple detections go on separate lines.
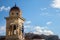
14,25 -> 16,30
22,25 -> 24,33
12,13 -> 14,15
8,25 -> 12,36
16,13 -> 18,15
9,25 -> 12,30
13,25 -> 16,35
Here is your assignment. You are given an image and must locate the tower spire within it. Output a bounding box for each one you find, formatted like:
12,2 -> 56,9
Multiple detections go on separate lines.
15,3 -> 16,7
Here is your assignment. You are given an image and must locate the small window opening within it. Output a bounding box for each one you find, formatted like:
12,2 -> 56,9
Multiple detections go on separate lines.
13,25 -> 16,35
14,25 -> 16,30
12,13 -> 14,15
16,13 -> 18,15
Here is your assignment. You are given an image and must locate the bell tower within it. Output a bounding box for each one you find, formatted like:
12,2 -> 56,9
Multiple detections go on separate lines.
5,5 -> 25,40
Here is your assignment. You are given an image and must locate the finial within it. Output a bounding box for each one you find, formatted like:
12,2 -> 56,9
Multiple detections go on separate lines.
15,3 -> 16,7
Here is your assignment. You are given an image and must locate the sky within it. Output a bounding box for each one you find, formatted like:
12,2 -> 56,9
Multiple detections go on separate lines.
0,0 -> 60,37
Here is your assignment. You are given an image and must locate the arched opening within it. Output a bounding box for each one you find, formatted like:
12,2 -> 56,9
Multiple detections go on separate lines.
12,13 -> 14,15
16,12 -> 18,15
13,25 -> 16,35
8,25 -> 12,36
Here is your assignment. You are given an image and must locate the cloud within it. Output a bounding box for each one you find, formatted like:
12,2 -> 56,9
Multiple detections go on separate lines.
24,21 -> 32,28
40,13 -> 49,16
24,24 -> 54,35
24,25 -> 31,29
24,21 -> 54,35
51,0 -> 60,8
33,26 -> 54,35
43,30 -> 54,35
46,21 -> 52,25
24,21 -> 32,32
24,21 -> 31,25
40,8 -> 47,11
0,6 -> 10,11
0,26 -> 6,35
40,13 -> 54,17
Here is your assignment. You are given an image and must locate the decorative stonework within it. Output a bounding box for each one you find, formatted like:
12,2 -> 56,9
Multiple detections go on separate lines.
5,5 -> 25,40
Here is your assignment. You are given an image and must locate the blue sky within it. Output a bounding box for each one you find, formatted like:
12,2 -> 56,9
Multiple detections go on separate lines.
0,0 -> 60,37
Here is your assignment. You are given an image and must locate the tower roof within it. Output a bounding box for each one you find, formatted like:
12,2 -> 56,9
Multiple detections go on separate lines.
10,4 -> 20,12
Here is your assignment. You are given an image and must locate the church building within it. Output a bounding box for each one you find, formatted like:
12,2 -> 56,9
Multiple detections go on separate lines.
5,4 -> 25,40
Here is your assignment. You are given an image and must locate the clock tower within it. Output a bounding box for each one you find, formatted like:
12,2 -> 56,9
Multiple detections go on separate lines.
5,5 -> 25,40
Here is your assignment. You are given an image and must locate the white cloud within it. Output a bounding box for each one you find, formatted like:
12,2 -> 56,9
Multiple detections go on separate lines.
40,8 -> 47,11
51,0 -> 60,8
33,26 -> 54,35
24,21 -> 32,29
40,13 -> 49,16
24,25 -> 31,29
0,26 -> 6,35
24,21 -> 31,25
24,21 -> 32,32
40,13 -> 54,17
0,6 -> 10,11
0,26 -> 6,31
46,21 -> 52,25
43,30 -> 54,35
24,21 -> 54,35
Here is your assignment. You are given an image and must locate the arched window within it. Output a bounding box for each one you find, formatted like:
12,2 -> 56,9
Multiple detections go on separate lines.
8,25 -> 12,36
22,25 -> 24,33
13,25 -> 16,35
12,13 -> 14,15
14,25 -> 16,30
16,13 -> 18,15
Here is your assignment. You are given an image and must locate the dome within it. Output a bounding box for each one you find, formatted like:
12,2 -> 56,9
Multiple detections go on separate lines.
10,5 -> 20,12
9,4 -> 22,17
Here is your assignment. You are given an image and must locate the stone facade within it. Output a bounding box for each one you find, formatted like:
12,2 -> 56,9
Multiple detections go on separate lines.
5,5 -> 25,40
